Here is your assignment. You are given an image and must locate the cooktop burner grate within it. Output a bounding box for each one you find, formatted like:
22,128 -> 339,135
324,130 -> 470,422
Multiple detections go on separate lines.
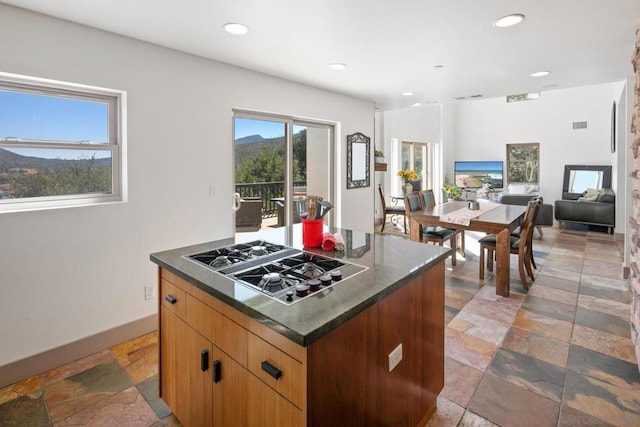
186,240 -> 292,271
184,240 -> 367,305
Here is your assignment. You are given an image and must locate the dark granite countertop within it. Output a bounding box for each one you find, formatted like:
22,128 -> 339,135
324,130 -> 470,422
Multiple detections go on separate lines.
150,224 -> 449,347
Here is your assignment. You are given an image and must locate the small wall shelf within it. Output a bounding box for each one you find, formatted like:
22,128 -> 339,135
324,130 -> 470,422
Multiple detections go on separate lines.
375,162 -> 387,172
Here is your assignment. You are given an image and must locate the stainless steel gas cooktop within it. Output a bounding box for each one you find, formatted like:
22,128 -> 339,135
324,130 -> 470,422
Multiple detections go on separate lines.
184,240 -> 367,305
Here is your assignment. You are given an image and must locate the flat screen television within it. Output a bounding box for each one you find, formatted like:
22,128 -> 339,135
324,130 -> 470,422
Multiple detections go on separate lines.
454,160 -> 503,189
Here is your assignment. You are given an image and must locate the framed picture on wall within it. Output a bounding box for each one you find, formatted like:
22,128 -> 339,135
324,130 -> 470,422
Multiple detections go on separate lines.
506,142 -> 539,184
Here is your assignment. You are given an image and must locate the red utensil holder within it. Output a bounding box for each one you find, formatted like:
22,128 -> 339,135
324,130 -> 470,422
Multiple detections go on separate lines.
302,219 -> 323,248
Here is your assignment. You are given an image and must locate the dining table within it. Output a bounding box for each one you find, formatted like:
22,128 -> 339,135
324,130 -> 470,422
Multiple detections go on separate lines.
409,200 -> 527,297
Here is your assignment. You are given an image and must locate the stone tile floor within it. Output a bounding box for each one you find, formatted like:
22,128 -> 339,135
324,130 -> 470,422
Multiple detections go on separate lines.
1,223 -> 638,426
0,331 -> 180,427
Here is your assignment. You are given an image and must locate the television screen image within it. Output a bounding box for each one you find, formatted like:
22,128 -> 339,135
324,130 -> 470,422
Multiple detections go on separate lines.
454,161 -> 503,188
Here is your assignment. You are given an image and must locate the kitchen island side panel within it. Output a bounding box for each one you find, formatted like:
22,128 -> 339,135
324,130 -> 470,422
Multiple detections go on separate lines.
307,261 -> 445,426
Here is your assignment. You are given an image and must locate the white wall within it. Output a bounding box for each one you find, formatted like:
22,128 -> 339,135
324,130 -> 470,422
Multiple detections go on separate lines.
376,105 -> 441,217
447,82 -> 624,231
0,5 -> 373,367
377,82 -> 627,233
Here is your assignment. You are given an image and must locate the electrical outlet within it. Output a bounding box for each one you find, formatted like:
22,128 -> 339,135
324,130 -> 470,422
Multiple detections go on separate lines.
388,343 -> 403,372
209,185 -> 216,197
145,285 -> 153,300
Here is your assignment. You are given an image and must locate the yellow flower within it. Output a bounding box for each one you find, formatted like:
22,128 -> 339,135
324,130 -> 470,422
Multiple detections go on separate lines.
397,169 -> 419,183
443,184 -> 461,198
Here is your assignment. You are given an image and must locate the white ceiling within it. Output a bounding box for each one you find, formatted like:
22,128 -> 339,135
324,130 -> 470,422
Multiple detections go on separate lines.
3,0 -> 640,110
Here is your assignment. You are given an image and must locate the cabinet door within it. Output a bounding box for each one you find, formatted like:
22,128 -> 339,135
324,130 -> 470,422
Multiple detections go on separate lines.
247,374 -> 305,427
160,307 -> 213,426
211,346 -> 248,426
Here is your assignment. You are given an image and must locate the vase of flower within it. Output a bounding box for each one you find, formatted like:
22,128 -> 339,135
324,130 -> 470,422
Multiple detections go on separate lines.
443,184 -> 461,201
397,169 -> 419,196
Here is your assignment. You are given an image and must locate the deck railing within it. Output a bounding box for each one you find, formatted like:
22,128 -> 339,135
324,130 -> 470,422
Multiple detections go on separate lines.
235,181 -> 306,217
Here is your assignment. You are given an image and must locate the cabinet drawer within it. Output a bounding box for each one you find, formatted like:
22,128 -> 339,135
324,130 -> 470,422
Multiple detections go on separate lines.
160,279 -> 186,320
186,294 -> 248,366
247,333 -> 305,409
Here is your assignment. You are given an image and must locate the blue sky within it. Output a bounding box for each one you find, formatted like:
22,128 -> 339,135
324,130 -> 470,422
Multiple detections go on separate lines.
0,90 -> 108,142
0,90 -> 109,159
454,160 -> 503,172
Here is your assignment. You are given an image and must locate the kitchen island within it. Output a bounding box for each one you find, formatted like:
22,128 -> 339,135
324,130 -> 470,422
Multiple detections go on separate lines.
151,225 -> 449,426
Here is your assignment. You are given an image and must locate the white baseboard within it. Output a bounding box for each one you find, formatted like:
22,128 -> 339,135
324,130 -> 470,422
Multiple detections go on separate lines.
0,314 -> 157,389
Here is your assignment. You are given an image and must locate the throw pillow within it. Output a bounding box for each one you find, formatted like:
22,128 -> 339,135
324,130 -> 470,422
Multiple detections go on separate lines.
578,188 -> 600,201
596,188 -> 615,203
508,184 -> 527,194
507,184 -> 539,194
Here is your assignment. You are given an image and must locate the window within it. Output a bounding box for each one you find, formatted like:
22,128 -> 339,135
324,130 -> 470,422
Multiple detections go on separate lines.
0,72 -> 126,212
401,141 -> 431,190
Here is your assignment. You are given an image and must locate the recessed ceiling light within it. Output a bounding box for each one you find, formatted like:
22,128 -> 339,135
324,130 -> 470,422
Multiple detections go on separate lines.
223,23 -> 249,35
494,14 -> 525,28
402,91 -> 414,96
531,71 -> 550,77
329,63 -> 347,70
412,102 -> 422,107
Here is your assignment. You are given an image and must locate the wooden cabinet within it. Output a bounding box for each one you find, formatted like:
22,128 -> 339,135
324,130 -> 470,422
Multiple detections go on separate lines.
211,346 -> 249,426
159,270 -> 304,426
160,307 -> 212,427
158,261 -> 444,426
304,262 -> 444,426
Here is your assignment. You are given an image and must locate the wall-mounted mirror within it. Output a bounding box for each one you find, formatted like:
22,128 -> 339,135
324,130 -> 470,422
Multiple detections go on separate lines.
346,132 -> 370,189
562,165 -> 612,197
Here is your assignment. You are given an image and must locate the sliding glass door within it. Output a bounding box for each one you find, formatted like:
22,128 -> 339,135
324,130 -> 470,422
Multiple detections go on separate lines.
233,112 -> 333,233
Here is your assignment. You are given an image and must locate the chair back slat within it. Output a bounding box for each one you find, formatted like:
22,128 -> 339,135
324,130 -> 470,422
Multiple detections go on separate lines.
404,192 -> 422,214
378,184 -> 388,211
419,189 -> 436,209
519,199 -> 541,251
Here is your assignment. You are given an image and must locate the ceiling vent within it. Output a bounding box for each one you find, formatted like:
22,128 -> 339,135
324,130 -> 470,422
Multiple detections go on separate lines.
506,92 -> 540,103
572,121 -> 588,129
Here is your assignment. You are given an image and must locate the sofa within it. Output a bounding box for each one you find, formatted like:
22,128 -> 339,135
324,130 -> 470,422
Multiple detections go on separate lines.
554,188 -> 615,234
497,193 -> 554,237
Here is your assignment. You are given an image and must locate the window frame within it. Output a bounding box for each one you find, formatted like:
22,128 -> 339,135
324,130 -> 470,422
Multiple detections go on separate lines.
0,72 -> 126,212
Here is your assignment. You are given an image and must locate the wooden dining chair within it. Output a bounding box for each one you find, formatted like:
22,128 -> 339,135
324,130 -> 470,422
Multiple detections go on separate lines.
378,184 -> 406,232
479,199 -> 540,290
510,196 -> 542,270
419,189 -> 465,256
404,191 -> 458,266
